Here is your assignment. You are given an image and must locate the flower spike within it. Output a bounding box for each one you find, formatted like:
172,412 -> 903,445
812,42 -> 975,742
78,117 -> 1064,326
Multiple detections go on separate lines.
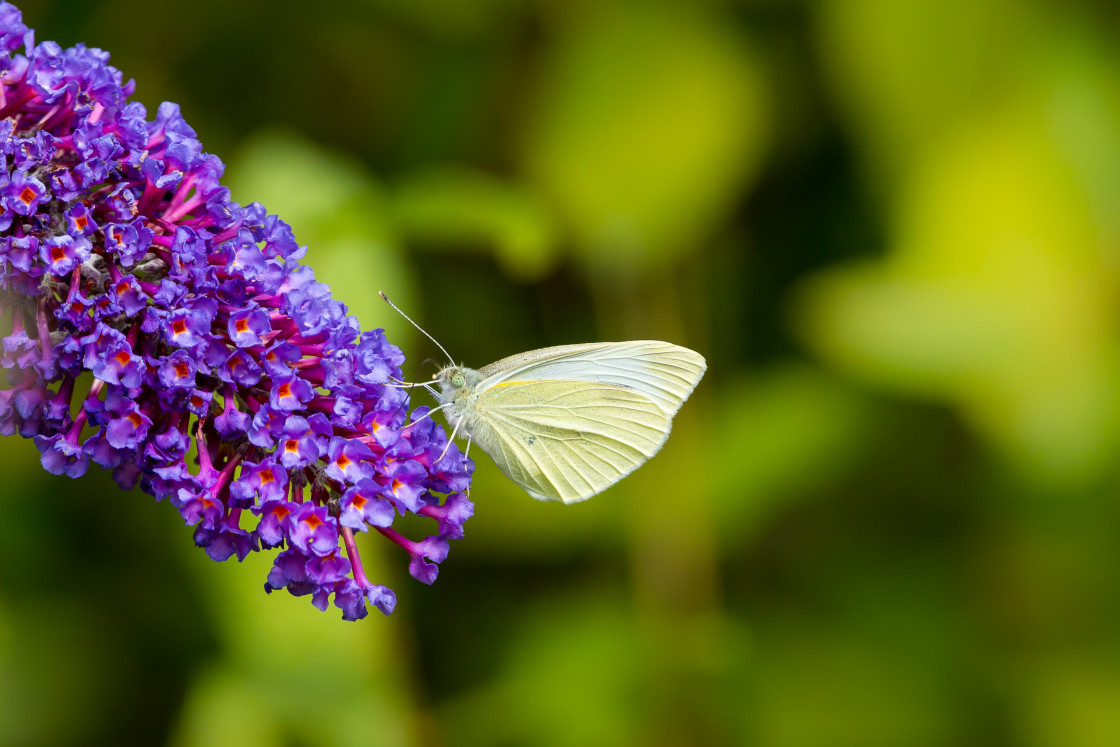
0,2 -> 473,620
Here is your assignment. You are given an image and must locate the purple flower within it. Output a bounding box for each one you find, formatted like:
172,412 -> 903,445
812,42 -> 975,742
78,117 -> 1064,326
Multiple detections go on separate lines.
81,327 -> 144,388
364,584 -> 397,615
381,530 -> 450,585
157,349 -> 197,389
355,329 -> 404,385
269,375 -> 314,412
227,305 -> 271,348
222,348 -> 262,387
260,340 -> 300,377
3,234 -> 38,274
5,170 -> 46,215
265,548 -> 315,597
364,403 -> 404,448
65,202 -> 97,236
306,548 -> 351,586
0,1 -> 473,620
324,436 -> 375,484
214,390 -> 250,438
200,519 -> 257,562
101,390 -> 152,449
40,234 -> 91,276
163,299 -> 217,349
275,414 -> 329,469
255,499 -> 296,548
178,491 -> 224,530
288,502 -> 339,557
0,2 -> 26,51
384,458 -> 428,513
109,275 -> 149,316
2,326 -> 37,368
339,478 -> 395,530
229,458 -> 288,507
420,492 -> 475,540
101,218 -> 152,266
35,431 -> 89,477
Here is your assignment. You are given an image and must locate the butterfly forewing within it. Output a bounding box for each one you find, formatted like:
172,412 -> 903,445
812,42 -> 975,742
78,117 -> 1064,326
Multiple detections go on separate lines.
476,341 -> 705,416
468,380 -> 673,503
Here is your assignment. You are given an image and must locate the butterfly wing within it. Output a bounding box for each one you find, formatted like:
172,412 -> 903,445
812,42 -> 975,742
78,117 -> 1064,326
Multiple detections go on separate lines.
476,341 -> 706,417
464,342 -> 706,503
466,379 -> 673,503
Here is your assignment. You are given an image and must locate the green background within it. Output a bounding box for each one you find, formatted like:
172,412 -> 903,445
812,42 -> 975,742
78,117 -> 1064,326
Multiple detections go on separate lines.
9,1 -> 1120,745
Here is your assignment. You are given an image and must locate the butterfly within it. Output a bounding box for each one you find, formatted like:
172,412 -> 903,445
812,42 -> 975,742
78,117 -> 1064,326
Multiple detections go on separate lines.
380,293 -> 706,503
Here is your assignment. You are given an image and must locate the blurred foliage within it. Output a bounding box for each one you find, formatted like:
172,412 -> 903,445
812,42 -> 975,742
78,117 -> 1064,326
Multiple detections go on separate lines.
517,1 -> 770,273
9,0 -> 1120,745
391,165 -> 560,280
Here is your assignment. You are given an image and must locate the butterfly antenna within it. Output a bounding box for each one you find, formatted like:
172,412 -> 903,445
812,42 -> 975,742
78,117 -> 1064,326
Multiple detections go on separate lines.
379,291 -> 455,365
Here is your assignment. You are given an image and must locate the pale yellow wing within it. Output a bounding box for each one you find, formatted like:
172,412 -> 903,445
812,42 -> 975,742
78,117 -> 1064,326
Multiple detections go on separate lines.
476,341 -> 705,417
466,379 -> 673,503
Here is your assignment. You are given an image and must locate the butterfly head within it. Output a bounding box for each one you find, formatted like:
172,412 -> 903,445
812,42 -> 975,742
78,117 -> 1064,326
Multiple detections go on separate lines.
433,365 -> 485,417
434,365 -> 481,398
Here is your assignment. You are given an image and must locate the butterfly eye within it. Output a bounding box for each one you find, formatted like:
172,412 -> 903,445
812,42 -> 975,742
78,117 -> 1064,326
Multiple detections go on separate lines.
451,373 -> 466,388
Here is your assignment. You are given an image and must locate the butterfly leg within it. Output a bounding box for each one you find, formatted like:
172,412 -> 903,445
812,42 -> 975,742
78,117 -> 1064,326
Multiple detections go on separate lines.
405,403 -> 447,427
463,436 -> 473,498
438,415 -> 464,461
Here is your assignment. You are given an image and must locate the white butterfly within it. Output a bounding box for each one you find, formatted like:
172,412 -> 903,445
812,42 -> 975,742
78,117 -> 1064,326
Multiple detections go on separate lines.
380,294 -> 706,503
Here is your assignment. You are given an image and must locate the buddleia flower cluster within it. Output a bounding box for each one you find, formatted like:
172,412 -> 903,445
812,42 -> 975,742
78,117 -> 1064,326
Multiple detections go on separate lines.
0,3 -> 473,620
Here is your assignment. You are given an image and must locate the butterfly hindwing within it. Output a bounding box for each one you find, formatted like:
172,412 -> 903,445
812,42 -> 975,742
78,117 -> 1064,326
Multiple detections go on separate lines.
467,379 -> 672,503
